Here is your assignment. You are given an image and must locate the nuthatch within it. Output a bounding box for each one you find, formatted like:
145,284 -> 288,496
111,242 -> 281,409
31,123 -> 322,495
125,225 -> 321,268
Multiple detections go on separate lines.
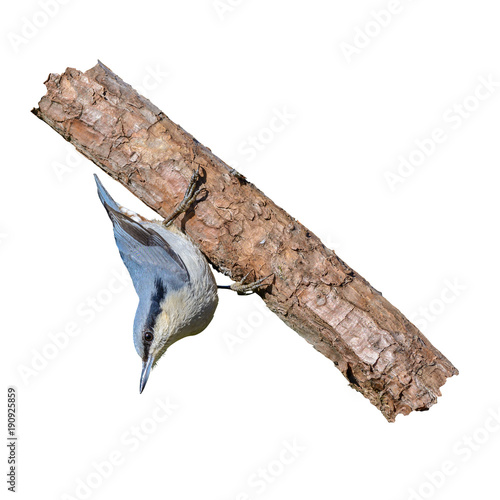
94,170 -> 271,393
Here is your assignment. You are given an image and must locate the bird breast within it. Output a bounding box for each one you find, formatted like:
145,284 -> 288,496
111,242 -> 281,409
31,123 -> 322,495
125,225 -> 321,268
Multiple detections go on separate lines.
148,222 -> 219,337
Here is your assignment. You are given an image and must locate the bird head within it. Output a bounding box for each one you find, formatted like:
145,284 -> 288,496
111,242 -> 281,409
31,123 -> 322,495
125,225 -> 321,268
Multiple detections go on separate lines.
133,277 -> 207,393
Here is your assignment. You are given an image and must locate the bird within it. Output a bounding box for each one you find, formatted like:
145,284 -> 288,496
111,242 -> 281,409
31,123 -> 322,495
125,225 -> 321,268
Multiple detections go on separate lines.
94,169 -> 271,393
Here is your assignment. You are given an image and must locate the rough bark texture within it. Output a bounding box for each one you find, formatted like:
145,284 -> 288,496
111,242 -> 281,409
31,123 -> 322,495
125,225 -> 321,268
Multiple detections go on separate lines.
33,62 -> 458,422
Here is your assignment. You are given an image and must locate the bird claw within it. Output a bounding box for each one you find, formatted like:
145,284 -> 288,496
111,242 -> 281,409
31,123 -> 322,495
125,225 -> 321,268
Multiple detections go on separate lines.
163,166 -> 206,227
230,272 -> 274,295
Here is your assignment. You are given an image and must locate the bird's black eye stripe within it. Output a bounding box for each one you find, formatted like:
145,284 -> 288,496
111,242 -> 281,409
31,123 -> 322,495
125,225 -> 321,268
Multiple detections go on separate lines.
143,331 -> 154,342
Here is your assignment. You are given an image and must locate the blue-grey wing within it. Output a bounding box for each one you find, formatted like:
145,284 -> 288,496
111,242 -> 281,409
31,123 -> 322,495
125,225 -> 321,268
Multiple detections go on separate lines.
94,175 -> 190,293
110,210 -> 190,290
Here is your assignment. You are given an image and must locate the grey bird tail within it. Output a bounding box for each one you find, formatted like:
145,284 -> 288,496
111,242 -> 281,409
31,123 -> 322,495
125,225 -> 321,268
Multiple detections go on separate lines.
94,174 -> 121,212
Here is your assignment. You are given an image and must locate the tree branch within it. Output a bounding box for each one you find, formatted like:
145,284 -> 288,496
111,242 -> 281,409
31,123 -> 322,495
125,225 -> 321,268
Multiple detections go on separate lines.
32,61 -> 458,421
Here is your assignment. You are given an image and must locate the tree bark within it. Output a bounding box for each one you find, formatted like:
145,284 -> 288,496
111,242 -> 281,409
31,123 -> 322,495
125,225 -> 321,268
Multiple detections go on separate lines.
32,61 -> 458,422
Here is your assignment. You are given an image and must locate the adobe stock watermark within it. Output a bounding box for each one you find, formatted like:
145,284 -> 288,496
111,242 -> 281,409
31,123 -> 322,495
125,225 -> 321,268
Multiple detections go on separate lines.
223,299 -> 274,353
321,234 -> 343,252
228,438 -> 306,499
133,64 -> 171,99
60,396 -> 178,500
51,144 -> 85,183
50,64 -> 169,183
17,268 -> 132,385
212,0 -> 245,21
223,234 -> 340,353
7,0 -> 72,54
228,106 -> 296,169
384,74 -> 500,191
406,404 -> 500,500
408,277 -> 466,332
339,0 -> 418,64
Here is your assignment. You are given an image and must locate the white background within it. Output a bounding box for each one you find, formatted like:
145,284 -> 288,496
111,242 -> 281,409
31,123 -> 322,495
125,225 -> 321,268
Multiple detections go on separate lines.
2,1 -> 500,499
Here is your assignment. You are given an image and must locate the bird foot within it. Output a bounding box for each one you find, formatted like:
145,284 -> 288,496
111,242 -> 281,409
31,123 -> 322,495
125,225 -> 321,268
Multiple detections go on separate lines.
221,272 -> 274,295
163,167 -> 206,227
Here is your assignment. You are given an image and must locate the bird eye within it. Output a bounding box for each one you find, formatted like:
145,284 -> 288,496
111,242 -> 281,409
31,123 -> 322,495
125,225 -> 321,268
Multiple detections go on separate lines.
143,331 -> 154,342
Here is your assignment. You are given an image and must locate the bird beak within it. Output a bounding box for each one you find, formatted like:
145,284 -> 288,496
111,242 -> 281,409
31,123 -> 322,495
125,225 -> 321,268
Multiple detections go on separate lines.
140,355 -> 154,394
